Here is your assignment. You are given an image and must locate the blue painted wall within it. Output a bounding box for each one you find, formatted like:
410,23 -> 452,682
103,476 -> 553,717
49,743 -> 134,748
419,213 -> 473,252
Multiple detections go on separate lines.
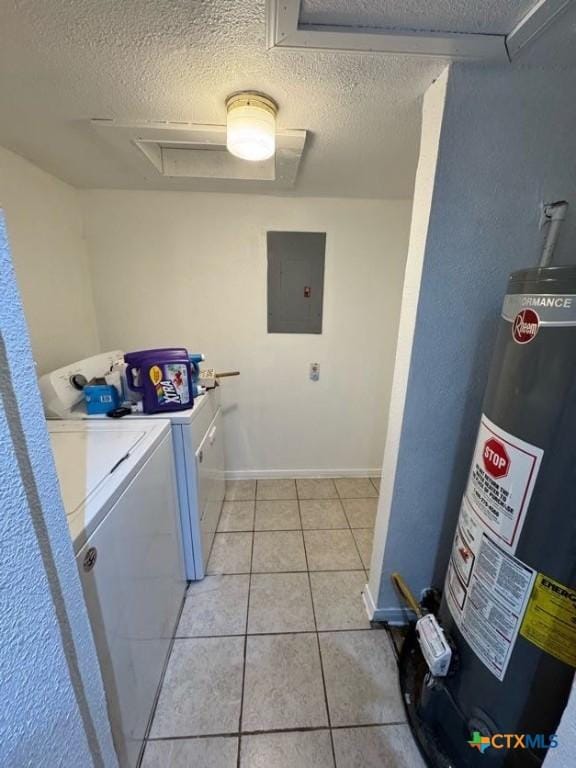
378,63 -> 576,610
0,212 -> 117,767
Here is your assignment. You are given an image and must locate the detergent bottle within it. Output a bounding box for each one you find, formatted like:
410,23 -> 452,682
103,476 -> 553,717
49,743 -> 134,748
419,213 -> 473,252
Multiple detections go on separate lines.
124,348 -> 194,413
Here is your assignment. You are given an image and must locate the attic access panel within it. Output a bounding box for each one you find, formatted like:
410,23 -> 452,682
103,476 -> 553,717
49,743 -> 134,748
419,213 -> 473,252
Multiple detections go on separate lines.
299,0 -> 535,35
90,121 -> 307,188
267,231 -> 326,334
268,0 -> 573,61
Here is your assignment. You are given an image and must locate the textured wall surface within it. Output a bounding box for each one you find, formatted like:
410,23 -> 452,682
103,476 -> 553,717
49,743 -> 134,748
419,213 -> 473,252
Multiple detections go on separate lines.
0,146 -> 100,375
81,190 -> 411,475
376,62 -> 576,612
0,212 -> 117,767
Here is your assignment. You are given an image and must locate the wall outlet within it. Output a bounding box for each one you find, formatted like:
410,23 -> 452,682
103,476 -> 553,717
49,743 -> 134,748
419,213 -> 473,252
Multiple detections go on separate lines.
310,363 -> 320,382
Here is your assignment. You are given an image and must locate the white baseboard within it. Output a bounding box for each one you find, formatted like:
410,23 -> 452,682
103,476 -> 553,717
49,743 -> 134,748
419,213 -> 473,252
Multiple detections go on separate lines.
376,607 -> 416,625
225,468 -> 382,480
362,582 -> 378,621
361,584 -> 415,625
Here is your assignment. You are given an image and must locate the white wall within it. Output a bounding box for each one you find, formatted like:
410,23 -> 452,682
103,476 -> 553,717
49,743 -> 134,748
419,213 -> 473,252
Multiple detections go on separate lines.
0,146 -> 100,375
81,191 -> 411,475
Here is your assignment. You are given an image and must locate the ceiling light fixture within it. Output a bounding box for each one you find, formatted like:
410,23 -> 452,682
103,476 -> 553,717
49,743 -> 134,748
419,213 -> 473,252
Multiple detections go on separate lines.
226,92 -> 278,162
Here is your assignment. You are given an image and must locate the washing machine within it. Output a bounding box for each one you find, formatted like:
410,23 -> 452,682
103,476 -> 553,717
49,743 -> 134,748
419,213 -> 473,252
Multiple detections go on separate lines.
40,351 -> 226,580
47,417 -> 186,768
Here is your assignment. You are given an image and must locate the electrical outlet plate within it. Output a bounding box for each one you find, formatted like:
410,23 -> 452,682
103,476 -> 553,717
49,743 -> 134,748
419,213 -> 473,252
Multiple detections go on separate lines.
310,363 -> 320,381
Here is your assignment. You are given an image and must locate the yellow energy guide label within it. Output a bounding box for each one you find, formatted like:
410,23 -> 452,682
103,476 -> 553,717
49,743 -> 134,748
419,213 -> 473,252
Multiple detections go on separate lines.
520,573 -> 576,668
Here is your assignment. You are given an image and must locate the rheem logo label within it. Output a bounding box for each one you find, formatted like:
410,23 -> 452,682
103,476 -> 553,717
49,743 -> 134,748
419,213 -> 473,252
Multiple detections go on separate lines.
513,309 -> 539,344
483,438 -> 509,479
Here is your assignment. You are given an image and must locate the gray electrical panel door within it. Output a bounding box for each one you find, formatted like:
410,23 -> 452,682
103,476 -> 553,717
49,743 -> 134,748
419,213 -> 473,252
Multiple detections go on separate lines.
267,231 -> 326,334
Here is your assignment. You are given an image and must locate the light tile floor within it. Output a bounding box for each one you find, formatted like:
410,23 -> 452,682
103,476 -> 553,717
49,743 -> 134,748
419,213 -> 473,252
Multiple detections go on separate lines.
143,476 -> 425,768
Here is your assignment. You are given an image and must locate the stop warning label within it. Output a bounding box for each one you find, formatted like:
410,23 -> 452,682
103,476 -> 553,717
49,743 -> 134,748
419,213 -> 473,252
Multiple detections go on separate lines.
483,438 -> 509,479
447,416 -> 545,680
465,416 -> 543,554
520,573 -> 576,668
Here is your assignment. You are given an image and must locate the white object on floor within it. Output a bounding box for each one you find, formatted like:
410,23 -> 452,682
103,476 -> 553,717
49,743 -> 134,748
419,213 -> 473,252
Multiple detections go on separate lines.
47,418 -> 186,768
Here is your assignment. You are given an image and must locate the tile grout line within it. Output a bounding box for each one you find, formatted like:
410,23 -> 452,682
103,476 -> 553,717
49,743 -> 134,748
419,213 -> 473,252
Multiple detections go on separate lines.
296,482 -> 339,768
207,568 -> 371,577
174,625 -> 386,641
146,719 -> 410,742
341,497 -> 372,573
339,497 -> 374,606
386,625 -> 406,662
139,585 -> 189,764
236,490 -> 257,768
218,526 -> 374,534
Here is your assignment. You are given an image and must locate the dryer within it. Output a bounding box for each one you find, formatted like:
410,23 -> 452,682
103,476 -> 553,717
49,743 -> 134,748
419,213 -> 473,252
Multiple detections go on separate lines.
124,388 -> 225,580
47,418 -> 186,768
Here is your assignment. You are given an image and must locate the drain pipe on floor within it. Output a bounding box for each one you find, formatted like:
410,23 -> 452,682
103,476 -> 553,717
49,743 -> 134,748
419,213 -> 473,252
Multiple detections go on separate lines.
539,200 -> 568,267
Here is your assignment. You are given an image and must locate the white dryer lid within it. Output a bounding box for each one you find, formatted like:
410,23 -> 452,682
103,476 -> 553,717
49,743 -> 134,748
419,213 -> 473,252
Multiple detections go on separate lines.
49,428 -> 146,515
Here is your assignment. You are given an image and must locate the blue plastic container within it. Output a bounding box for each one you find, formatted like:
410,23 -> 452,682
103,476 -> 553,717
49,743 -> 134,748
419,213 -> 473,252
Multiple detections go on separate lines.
84,384 -> 120,414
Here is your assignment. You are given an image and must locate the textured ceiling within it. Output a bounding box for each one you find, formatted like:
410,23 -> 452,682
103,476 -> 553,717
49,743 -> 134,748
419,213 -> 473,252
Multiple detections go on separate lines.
0,0 -> 446,198
300,0 -> 535,34
0,1 -> 572,199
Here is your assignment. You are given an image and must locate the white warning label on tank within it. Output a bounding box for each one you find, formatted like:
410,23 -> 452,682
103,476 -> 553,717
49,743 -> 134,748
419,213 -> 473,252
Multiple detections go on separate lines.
446,533 -> 535,681
450,498 -> 482,586
464,415 -> 543,554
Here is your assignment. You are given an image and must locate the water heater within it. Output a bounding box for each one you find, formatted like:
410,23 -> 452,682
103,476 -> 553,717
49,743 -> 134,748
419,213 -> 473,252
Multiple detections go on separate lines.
415,266 -> 576,767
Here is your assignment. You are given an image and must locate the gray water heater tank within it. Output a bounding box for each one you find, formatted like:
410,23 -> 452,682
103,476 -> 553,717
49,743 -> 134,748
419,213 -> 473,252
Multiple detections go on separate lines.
422,266 -> 576,767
